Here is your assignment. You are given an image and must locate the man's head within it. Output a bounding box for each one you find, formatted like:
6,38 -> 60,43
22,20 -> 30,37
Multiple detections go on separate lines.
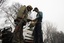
26,5 -> 33,11
33,7 -> 39,12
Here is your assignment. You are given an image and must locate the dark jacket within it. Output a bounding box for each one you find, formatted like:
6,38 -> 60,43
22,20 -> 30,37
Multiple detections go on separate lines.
2,28 -> 12,43
33,11 -> 43,43
37,11 -> 43,22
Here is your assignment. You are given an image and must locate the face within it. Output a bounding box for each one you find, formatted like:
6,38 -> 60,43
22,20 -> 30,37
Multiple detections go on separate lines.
27,6 -> 33,12
33,8 -> 39,13
27,8 -> 32,12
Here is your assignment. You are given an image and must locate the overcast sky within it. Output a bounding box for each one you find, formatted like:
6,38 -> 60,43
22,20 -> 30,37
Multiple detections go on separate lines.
0,0 -> 64,32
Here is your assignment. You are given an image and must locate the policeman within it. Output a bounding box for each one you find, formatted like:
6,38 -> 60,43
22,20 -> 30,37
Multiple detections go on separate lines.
12,5 -> 33,43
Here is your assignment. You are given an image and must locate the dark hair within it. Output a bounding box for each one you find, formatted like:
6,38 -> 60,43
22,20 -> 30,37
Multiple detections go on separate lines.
33,7 -> 39,12
26,5 -> 33,11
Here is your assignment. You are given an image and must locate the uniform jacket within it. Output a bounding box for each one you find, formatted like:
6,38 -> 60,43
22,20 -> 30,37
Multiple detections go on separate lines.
33,11 -> 43,43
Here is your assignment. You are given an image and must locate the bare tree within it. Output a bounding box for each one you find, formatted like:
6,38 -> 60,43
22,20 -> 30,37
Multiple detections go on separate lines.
0,0 -> 7,8
43,21 -> 57,43
8,3 -> 21,19
43,21 -> 64,43
0,3 -> 21,26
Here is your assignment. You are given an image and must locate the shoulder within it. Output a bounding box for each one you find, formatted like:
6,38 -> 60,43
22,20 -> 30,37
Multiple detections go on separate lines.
38,11 -> 43,14
38,11 -> 43,17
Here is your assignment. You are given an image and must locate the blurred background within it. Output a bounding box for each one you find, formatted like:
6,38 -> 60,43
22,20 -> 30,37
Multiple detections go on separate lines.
0,0 -> 64,43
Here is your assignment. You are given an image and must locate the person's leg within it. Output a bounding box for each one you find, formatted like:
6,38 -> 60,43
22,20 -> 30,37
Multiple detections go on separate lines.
12,26 -> 24,43
38,23 -> 43,43
33,23 -> 43,43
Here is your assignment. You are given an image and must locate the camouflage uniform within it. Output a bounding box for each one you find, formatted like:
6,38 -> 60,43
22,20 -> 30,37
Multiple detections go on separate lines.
17,5 -> 27,18
12,5 -> 28,43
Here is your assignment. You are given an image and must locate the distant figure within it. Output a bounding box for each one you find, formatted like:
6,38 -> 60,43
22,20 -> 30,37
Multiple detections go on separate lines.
12,5 -> 33,43
33,7 -> 43,43
2,27 -> 12,43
